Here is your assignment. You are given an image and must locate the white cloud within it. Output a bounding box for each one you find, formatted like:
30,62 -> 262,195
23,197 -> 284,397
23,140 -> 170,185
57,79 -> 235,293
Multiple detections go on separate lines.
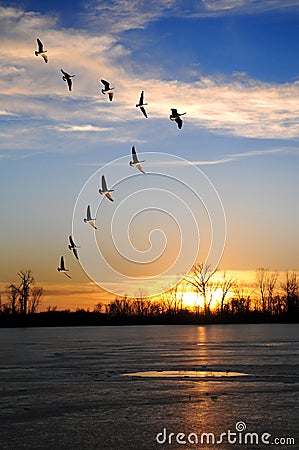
0,109 -> 17,116
55,124 -> 111,132
84,0 -> 176,33
198,0 -> 299,15
203,0 -> 246,11
151,146 -> 299,166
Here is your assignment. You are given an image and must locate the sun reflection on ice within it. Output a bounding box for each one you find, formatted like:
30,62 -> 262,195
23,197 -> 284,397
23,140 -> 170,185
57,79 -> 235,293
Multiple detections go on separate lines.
124,370 -> 249,378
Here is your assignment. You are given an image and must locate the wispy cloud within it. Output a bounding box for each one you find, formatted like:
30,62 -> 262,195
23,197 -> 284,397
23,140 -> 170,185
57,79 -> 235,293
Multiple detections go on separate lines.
151,146 -> 299,166
200,0 -> 299,15
0,109 -> 17,116
53,124 -> 111,133
84,0 -> 176,33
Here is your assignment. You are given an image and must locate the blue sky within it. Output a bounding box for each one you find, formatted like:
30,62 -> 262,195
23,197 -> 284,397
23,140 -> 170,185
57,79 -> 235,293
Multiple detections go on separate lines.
1,0 -> 299,308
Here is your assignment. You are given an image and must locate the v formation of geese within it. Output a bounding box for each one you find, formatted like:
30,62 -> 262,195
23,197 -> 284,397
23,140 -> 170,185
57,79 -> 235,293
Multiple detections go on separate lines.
34,39 -> 186,128
38,39 -> 187,279
57,147 -> 147,278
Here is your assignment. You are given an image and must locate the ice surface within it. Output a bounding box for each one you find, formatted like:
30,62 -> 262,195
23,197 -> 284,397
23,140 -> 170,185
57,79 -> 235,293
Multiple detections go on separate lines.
0,324 -> 298,449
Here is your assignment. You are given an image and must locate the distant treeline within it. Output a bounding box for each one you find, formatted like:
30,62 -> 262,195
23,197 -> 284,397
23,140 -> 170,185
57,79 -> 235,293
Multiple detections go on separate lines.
0,295 -> 298,327
0,266 -> 298,326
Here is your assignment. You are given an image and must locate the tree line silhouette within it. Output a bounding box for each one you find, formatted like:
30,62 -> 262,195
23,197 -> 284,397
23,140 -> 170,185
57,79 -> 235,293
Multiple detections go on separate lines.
0,264 -> 298,326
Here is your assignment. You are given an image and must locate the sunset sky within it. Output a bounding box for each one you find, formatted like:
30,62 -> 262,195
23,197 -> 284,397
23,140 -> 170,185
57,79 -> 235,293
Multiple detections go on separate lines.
1,0 -> 299,309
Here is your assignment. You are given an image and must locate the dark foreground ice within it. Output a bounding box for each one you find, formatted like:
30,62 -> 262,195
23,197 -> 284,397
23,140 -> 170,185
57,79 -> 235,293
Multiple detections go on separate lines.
0,324 -> 298,450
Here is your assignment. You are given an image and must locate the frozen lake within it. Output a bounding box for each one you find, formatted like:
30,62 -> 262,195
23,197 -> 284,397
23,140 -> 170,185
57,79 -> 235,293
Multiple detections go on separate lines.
0,324 -> 298,449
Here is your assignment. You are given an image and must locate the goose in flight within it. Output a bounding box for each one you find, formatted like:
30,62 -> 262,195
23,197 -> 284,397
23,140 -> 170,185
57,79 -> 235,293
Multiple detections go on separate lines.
61,69 -> 75,91
68,235 -> 80,260
129,146 -> 145,174
99,175 -> 114,202
136,91 -> 148,118
170,108 -> 186,129
83,205 -> 97,229
101,79 -> 114,101
57,256 -> 71,278
35,38 -> 48,63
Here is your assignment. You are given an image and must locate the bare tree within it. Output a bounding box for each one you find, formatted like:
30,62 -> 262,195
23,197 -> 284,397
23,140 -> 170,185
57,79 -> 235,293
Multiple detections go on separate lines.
94,302 -> 103,313
17,270 -> 34,315
255,268 -> 279,314
161,281 -> 187,314
185,263 -> 216,315
233,283 -> 251,311
4,270 -> 43,316
281,271 -> 299,314
219,271 -> 236,314
28,286 -> 43,314
6,284 -> 19,314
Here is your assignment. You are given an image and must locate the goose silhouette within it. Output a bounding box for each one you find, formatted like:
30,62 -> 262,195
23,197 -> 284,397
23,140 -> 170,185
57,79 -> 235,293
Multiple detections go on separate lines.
61,69 -> 75,91
136,91 -> 148,118
68,235 -> 80,260
99,175 -> 114,202
129,146 -> 145,174
170,108 -> 186,129
35,38 -> 48,63
83,205 -> 97,229
57,256 -> 71,278
101,79 -> 114,101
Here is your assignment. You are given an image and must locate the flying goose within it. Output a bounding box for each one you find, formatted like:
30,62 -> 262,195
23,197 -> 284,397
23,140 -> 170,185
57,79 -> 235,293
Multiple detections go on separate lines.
57,256 -> 71,278
61,69 -> 75,91
99,175 -> 114,202
83,205 -> 97,229
101,79 -> 114,101
129,146 -> 145,174
35,38 -> 48,63
68,235 -> 80,260
136,91 -> 148,118
169,108 -> 186,129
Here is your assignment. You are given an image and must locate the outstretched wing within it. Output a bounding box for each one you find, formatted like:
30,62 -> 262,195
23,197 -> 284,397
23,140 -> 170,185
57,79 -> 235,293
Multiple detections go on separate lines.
61,69 -> 68,76
132,146 -> 138,163
102,175 -> 108,191
139,91 -> 144,104
73,248 -> 79,260
60,256 -> 65,270
86,205 -> 91,220
108,92 -> 113,101
140,106 -> 147,118
69,235 -> 75,247
171,108 -> 178,115
101,79 -> 110,90
136,163 -> 145,174
67,77 -> 72,91
175,117 -> 183,129
41,53 -> 48,63
37,38 -> 43,52
105,192 -> 114,202
64,272 -> 72,279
